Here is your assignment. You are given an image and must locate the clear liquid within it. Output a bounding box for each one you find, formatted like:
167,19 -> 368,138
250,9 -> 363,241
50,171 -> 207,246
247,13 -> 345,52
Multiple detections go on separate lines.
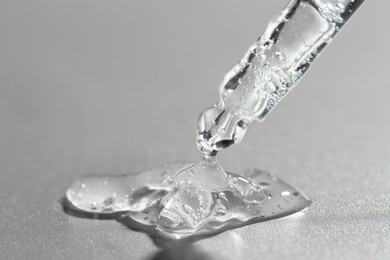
197,0 -> 364,153
64,0 -> 363,240
66,161 -> 311,239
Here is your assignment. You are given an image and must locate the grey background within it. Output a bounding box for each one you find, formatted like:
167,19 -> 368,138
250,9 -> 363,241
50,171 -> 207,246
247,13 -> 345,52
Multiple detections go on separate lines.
1,0 -> 389,259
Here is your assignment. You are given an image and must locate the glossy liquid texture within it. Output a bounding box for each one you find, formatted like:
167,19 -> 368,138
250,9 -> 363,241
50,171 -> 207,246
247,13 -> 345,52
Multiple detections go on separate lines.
197,0 -> 364,154
65,0 -> 363,239
66,162 -> 311,239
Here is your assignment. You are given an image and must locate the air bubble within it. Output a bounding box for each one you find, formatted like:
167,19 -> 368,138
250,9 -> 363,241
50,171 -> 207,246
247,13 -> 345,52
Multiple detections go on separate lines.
182,204 -> 193,214
103,197 -> 115,206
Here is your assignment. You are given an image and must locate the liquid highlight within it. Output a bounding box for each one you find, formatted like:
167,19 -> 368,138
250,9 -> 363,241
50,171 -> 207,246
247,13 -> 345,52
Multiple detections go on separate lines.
65,0 -> 364,239
66,162 -> 311,239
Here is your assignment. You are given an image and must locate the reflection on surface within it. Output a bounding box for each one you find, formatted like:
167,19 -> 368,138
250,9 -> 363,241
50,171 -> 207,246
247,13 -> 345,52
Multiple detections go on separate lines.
149,236 -> 215,260
63,163 -> 311,242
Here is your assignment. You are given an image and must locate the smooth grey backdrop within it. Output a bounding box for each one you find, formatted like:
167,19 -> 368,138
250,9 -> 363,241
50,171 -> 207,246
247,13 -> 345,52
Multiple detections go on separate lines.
1,0 -> 389,259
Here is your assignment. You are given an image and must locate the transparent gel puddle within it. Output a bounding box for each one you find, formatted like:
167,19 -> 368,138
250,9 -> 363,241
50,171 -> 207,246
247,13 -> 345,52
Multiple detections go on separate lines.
65,159 -> 311,239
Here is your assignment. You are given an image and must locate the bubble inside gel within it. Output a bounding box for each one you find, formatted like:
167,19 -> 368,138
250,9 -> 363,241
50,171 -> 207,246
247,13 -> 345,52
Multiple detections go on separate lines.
65,159 -> 311,239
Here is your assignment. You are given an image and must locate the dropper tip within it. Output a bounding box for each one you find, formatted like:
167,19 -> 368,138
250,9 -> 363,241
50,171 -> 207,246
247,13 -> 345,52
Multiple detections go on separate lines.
203,152 -> 217,162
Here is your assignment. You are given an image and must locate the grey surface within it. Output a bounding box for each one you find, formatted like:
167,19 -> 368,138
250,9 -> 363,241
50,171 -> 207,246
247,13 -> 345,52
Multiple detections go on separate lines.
1,0 -> 389,259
